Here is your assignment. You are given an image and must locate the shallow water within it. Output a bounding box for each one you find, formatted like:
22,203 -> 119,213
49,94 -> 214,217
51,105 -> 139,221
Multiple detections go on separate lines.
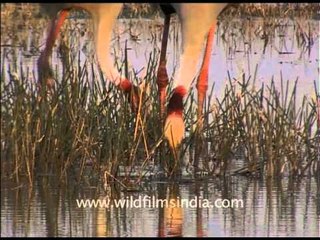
1,5 -> 320,237
114,17 -> 320,105
1,13 -> 319,105
1,177 -> 319,237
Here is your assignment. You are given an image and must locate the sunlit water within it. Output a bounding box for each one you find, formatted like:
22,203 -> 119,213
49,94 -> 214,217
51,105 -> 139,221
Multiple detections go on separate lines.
1,177 -> 319,237
1,5 -> 320,237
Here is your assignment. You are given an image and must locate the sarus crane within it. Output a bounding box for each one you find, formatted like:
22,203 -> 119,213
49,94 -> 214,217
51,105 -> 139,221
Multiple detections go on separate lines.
37,3 -> 228,150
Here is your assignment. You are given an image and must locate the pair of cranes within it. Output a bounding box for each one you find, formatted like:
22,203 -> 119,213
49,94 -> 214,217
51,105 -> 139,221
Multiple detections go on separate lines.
37,3 -> 228,151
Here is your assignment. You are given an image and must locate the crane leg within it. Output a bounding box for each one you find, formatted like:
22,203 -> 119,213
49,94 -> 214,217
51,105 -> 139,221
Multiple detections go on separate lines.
196,24 -> 215,131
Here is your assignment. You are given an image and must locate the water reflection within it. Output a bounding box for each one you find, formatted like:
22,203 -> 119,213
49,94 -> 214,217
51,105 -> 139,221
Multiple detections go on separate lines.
162,184 -> 183,237
1,10 -> 319,105
1,176 -> 319,237
1,4 -> 319,237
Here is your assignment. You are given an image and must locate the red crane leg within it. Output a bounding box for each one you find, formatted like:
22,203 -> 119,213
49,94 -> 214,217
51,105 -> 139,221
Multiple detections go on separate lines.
196,24 -> 215,129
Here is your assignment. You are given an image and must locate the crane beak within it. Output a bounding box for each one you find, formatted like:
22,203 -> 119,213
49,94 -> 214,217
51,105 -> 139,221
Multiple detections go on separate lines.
164,86 -> 187,149
164,113 -> 185,149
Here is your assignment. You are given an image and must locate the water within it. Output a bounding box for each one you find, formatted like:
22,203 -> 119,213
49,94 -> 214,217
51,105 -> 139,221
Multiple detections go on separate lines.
1,4 -> 319,237
113,17 -> 319,104
1,11 -> 319,106
1,177 -> 319,237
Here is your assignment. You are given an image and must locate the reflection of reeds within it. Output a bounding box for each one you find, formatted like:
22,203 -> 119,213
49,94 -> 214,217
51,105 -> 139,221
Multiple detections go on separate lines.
219,16 -> 319,62
1,176 -> 319,236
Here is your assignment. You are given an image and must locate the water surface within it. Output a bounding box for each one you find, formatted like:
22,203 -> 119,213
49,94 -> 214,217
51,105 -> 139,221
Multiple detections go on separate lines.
1,5 -> 319,237
1,177 -> 319,237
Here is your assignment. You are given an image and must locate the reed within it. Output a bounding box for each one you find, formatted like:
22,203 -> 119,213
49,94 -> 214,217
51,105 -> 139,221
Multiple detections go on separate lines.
1,3 -> 318,187
197,71 -> 318,177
